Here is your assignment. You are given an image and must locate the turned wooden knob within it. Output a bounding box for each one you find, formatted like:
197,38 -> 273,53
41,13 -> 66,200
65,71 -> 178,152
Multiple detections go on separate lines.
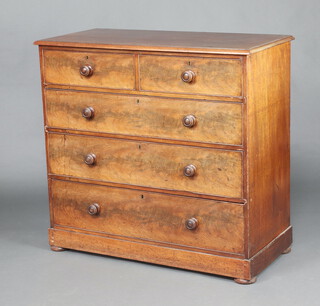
80,65 -> 93,77
88,203 -> 100,216
185,218 -> 198,230
84,153 -> 96,165
181,70 -> 196,83
82,107 -> 95,119
184,164 -> 196,177
182,115 -> 196,128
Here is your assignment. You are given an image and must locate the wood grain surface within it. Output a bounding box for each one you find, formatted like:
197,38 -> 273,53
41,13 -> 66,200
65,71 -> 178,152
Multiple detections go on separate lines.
48,224 -> 292,280
34,28 -> 294,55
139,55 -> 243,97
246,42 -> 291,257
51,179 -> 244,254
250,226 -> 292,277
45,89 -> 243,146
35,29 -> 293,282
49,227 -> 250,279
43,49 -> 135,90
47,132 -> 243,198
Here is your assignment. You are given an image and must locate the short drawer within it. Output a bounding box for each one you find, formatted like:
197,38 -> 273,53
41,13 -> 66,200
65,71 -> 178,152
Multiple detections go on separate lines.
43,50 -> 135,90
47,133 -> 243,199
45,90 -> 243,146
139,55 -> 243,97
51,179 -> 245,254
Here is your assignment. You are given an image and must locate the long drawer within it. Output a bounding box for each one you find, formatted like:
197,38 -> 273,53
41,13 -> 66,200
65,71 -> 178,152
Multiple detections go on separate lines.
45,90 -> 243,146
47,133 -> 243,199
42,50 -> 135,90
51,179 -> 245,254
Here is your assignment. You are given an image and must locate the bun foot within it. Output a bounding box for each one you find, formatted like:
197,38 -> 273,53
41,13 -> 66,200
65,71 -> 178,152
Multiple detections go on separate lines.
234,277 -> 257,284
50,245 -> 66,252
282,246 -> 292,254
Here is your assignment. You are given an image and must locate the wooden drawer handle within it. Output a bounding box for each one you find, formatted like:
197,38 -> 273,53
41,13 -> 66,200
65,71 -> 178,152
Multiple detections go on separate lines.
181,70 -> 196,83
84,153 -> 96,165
80,65 -> 93,77
182,115 -> 196,128
88,203 -> 100,216
184,164 -> 196,177
185,218 -> 198,230
82,107 -> 95,119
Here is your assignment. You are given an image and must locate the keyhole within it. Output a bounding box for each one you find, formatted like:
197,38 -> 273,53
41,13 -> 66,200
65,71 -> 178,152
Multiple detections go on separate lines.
136,99 -> 140,104
138,144 -> 141,149
188,61 -> 191,66
141,194 -> 144,199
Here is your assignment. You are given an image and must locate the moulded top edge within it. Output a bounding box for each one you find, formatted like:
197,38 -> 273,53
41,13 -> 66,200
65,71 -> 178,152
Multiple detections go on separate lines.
34,28 -> 294,55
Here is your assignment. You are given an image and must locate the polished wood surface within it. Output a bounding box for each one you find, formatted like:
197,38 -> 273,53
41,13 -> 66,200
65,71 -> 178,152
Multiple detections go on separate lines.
48,175 -> 246,203
250,226 -> 292,277
139,55 -> 243,97
34,28 -> 294,55
47,133 -> 243,199
49,227 -> 250,279
246,42 -> 291,257
44,83 -> 243,103
51,179 -> 245,254
43,50 -> 135,89
48,224 -> 292,280
36,29 -> 293,283
45,89 -> 243,146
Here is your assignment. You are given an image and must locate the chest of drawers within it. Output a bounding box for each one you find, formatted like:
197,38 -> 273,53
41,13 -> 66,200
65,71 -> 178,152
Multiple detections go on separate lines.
34,29 -> 294,284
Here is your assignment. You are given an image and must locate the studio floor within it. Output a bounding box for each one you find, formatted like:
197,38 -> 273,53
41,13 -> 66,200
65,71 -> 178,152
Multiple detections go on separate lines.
1,177 -> 319,306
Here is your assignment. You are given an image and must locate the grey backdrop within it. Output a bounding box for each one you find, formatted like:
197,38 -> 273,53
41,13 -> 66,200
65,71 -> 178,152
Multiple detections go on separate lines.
1,0 -> 319,305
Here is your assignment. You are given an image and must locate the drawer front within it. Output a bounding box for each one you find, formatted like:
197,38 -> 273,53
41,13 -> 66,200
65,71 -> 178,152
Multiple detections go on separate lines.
45,90 -> 243,146
139,55 -> 243,97
51,179 -> 244,254
47,133 -> 243,198
43,50 -> 135,90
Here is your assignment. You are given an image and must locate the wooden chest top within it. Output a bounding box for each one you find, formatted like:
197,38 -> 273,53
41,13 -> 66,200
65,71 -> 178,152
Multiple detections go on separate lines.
34,28 -> 293,54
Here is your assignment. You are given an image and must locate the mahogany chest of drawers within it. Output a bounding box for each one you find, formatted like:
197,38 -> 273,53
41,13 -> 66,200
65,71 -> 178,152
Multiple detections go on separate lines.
34,29 -> 294,284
